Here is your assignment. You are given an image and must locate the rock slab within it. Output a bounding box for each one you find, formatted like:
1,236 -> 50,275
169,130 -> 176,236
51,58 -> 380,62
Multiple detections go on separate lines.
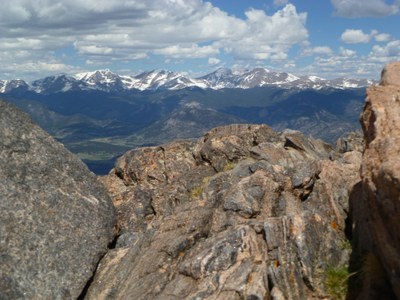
0,100 -> 115,299
351,61 -> 400,299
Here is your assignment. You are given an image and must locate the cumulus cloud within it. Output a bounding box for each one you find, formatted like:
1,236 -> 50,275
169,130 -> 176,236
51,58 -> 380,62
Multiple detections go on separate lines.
369,40 -> 400,60
341,29 -> 393,45
339,47 -> 356,57
303,46 -> 334,56
341,29 -> 372,44
374,33 -> 391,42
153,44 -> 219,59
0,54 -> 82,80
307,55 -> 381,79
208,57 -> 221,65
74,43 -> 114,56
0,0 -> 309,80
297,39 -> 398,79
331,0 -> 400,17
219,5 -> 308,60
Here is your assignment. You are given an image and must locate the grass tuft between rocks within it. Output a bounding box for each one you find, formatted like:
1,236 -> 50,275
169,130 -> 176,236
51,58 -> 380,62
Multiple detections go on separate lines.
325,265 -> 351,299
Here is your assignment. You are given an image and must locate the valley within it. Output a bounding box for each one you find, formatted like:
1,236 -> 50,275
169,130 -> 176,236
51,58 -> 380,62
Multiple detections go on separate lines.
1,68 -> 369,174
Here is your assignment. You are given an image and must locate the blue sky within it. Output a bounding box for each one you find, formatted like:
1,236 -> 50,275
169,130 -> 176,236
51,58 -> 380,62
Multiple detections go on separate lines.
0,0 -> 399,81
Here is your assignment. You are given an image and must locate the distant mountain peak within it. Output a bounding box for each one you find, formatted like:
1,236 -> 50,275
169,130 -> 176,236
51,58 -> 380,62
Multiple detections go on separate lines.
31,74 -> 79,94
252,67 -> 271,73
0,68 -> 376,95
0,79 -> 30,94
306,75 -> 325,82
214,67 -> 233,75
74,69 -> 116,80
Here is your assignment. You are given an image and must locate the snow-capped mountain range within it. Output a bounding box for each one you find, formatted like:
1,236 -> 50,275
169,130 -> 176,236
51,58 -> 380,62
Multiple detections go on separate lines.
0,68 -> 375,94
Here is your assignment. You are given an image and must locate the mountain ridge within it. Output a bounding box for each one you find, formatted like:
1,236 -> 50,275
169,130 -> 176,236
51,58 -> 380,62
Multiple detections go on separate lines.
0,68 -> 376,95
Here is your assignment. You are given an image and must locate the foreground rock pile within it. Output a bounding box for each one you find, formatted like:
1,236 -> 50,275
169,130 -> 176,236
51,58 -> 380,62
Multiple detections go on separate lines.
86,124 -> 361,299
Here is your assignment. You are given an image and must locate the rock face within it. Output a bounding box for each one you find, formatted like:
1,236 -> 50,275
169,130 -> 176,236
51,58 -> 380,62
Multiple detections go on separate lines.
350,62 -> 400,299
87,124 -> 361,299
380,62 -> 400,87
0,100 -> 115,299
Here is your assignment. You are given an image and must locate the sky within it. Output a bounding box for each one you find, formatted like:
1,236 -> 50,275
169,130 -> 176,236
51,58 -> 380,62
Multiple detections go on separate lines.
0,0 -> 399,81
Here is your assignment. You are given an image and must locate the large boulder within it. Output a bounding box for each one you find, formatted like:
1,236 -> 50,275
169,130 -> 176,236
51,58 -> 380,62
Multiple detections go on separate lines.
0,100 -> 115,299
88,124 -> 360,299
350,62 -> 400,299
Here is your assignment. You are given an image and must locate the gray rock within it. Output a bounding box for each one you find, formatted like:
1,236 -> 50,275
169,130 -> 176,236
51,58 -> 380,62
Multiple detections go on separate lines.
0,100 -> 115,299
336,131 -> 364,153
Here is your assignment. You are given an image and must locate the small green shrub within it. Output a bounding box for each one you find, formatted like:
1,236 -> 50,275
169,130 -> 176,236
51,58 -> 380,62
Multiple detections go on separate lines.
326,266 -> 350,299
202,176 -> 211,186
223,161 -> 236,172
340,239 -> 352,251
190,186 -> 203,198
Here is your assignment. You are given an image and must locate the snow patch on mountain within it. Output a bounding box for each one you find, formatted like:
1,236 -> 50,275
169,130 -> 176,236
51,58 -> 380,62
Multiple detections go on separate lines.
0,79 -> 30,93
307,75 -> 325,82
0,80 -> 7,93
0,68 -> 377,94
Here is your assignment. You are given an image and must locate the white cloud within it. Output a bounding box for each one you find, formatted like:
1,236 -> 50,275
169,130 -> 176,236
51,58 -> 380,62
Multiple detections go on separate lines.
303,46 -> 334,56
294,38 -> 399,79
374,33 -> 391,42
341,29 -> 393,46
306,55 -> 382,79
339,47 -> 357,57
284,61 -> 296,68
331,0 -> 400,17
370,40 -> 400,59
0,1 -> 309,80
74,43 -> 114,55
341,29 -> 372,44
0,57 -> 82,80
219,5 -> 308,60
154,44 -> 219,59
208,57 -> 221,65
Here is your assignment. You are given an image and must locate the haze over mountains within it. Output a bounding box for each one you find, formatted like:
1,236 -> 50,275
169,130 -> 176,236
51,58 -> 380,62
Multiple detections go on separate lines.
0,67 -> 372,174
0,68 -> 375,94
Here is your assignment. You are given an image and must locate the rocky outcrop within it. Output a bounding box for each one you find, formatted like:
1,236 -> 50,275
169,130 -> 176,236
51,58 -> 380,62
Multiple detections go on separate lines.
350,62 -> 400,299
336,131 -> 364,154
0,100 -> 115,299
87,124 -> 361,299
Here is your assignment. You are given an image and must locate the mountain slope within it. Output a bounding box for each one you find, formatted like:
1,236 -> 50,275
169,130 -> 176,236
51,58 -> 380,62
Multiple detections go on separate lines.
108,101 -> 246,146
1,85 -> 366,174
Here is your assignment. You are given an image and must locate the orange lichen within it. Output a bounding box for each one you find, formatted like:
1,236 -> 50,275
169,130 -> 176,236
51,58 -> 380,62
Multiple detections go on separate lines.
331,220 -> 339,230
247,273 -> 253,284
